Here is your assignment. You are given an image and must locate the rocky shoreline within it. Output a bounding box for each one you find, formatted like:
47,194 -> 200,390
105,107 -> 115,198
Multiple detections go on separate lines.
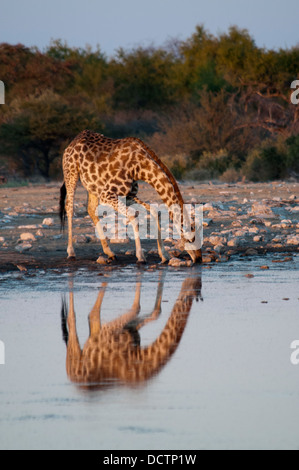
0,181 -> 298,272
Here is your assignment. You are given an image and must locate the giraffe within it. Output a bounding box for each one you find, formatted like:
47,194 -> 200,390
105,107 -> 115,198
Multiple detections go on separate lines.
61,274 -> 202,388
59,130 -> 202,264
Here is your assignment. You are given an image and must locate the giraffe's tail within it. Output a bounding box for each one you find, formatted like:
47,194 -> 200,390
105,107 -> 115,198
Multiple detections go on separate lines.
60,296 -> 69,345
59,182 -> 67,231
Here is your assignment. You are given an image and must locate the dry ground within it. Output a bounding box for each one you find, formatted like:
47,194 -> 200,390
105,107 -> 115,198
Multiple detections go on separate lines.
0,180 -> 298,273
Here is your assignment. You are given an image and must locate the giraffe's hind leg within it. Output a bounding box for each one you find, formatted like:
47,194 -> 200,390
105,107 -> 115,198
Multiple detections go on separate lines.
87,193 -> 116,261
65,172 -> 79,259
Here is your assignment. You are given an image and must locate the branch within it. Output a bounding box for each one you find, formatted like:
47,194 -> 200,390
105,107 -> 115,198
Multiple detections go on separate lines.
234,121 -> 290,136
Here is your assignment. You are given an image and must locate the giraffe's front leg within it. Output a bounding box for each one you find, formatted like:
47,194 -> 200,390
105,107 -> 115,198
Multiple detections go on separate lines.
88,193 -> 116,262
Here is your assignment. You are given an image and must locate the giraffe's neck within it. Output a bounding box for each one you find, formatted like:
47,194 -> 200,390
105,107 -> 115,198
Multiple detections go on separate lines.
133,153 -> 189,240
138,278 -> 199,379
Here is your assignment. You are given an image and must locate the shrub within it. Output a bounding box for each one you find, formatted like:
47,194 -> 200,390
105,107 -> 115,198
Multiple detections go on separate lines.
243,144 -> 287,181
220,167 -> 241,183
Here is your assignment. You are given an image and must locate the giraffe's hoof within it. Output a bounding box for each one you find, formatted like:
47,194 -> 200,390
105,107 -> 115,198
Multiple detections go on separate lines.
160,257 -> 169,265
67,255 -> 76,261
136,259 -> 147,265
108,255 -> 117,263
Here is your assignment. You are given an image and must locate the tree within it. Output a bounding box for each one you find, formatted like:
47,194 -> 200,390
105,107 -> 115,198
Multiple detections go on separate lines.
110,46 -> 178,110
0,91 -> 100,178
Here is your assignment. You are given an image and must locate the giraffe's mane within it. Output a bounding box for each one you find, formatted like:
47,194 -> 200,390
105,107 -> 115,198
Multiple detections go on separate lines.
127,137 -> 185,207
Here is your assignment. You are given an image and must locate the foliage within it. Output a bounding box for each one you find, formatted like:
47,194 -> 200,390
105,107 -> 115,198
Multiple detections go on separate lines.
0,91 -> 100,178
0,26 -> 298,180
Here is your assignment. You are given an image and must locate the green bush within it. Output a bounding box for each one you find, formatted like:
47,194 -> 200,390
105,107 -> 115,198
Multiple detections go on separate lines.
243,137 -> 299,182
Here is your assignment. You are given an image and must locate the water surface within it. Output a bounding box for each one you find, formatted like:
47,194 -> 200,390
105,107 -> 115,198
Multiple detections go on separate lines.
0,256 -> 298,450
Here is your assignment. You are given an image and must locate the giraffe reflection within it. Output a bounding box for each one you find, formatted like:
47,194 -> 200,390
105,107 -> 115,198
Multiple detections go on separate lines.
61,274 -> 202,388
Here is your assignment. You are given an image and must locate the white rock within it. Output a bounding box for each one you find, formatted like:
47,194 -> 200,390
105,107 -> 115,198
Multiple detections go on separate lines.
18,224 -> 40,229
0,237 -> 5,243
15,243 -> 32,253
250,203 -> 275,218
253,235 -> 263,242
209,235 -> 226,246
248,227 -> 259,234
281,219 -> 293,228
20,232 -> 36,242
42,218 -> 54,226
169,257 -> 193,267
286,235 -> 299,246
36,229 -> 44,237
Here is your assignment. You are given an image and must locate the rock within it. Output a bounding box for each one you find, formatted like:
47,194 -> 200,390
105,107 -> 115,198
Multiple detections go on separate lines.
253,235 -> 263,242
42,218 -> 54,226
214,243 -> 226,254
286,235 -> 299,245
36,229 -> 44,238
18,225 -> 39,229
260,265 -> 269,270
202,255 -> 213,263
15,243 -> 32,253
248,227 -> 259,234
110,238 -> 130,244
249,203 -> 275,218
281,219 -> 293,228
232,220 -> 243,227
168,257 -> 193,267
203,218 -> 213,227
227,237 -> 240,247
208,235 -> 226,246
245,274 -> 254,278
96,256 -> 109,265
289,195 -> 297,200
0,237 -> 5,243
245,248 -> 258,256
20,232 -> 36,242
73,234 -> 87,243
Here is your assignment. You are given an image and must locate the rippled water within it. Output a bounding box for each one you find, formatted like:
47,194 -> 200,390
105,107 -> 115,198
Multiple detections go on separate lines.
0,256 -> 298,450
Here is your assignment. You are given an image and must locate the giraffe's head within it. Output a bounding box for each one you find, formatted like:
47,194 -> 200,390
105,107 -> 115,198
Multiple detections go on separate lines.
180,205 -> 203,263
